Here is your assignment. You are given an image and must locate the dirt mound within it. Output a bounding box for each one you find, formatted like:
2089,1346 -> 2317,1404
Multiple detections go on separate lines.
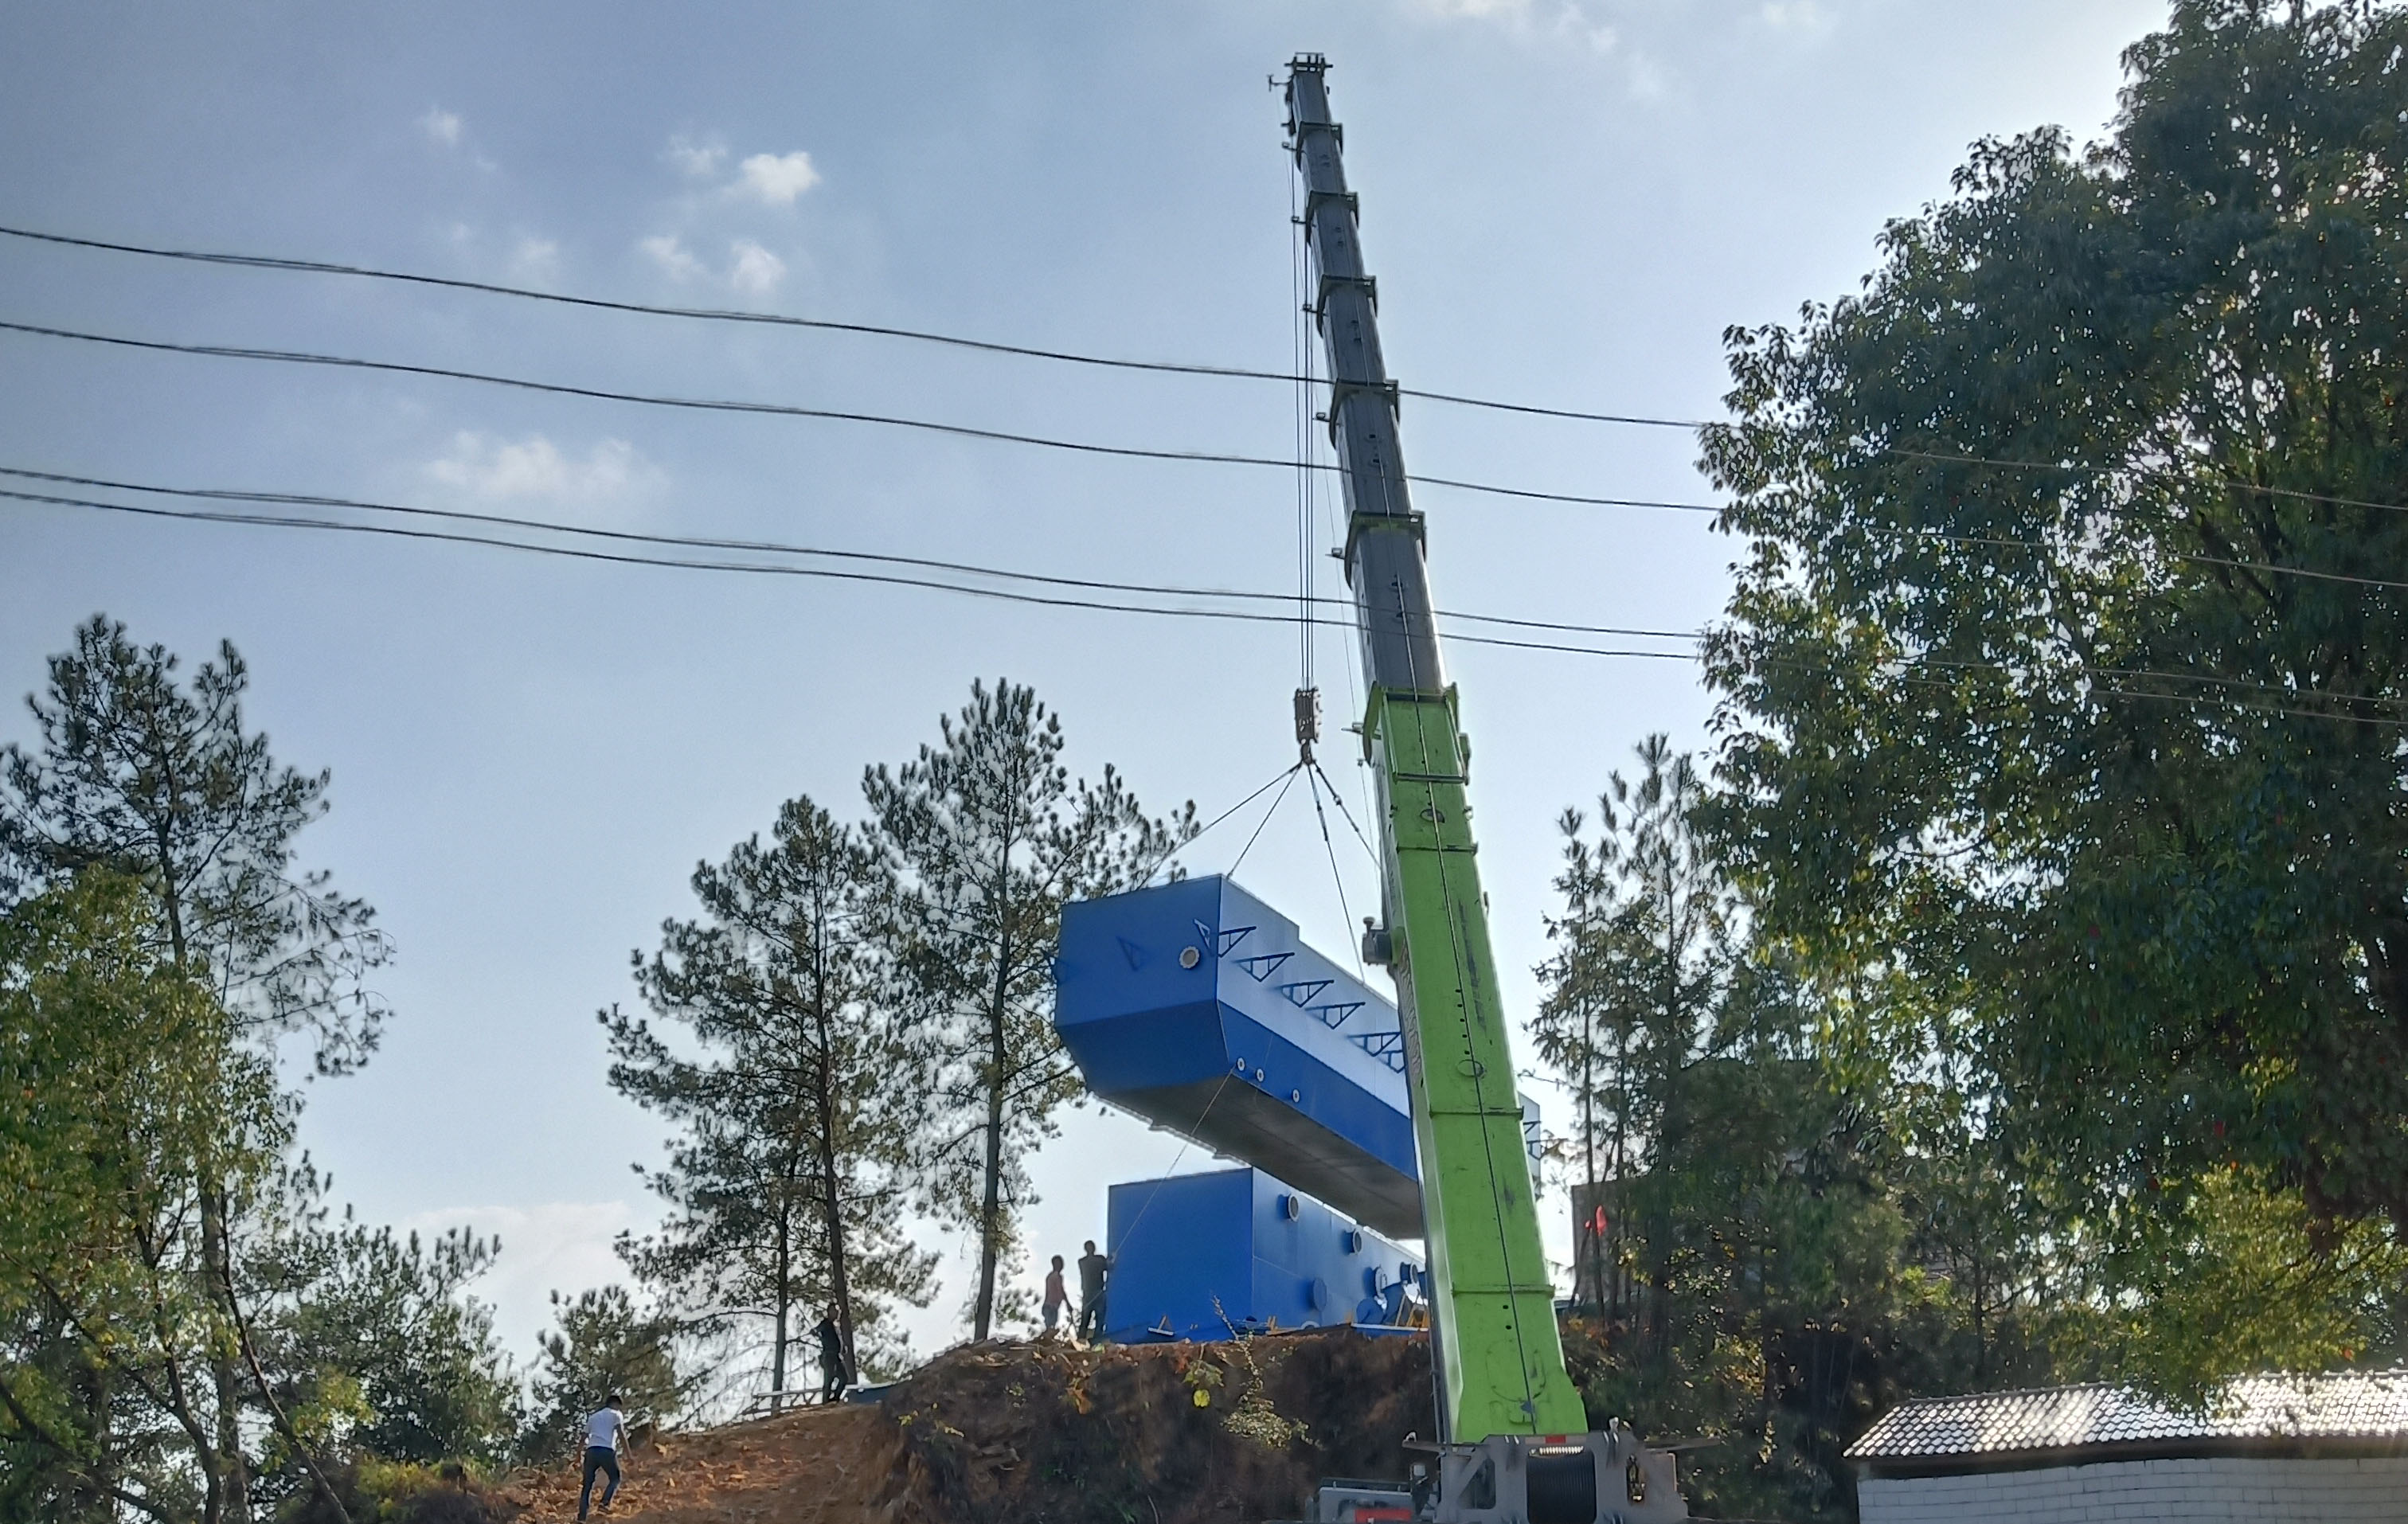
510,1404 -> 914,1524
887,1329 -> 1433,1524
507,1330 -> 1432,1524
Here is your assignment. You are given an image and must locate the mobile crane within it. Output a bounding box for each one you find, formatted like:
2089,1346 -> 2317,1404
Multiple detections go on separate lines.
1283,56 -> 1687,1524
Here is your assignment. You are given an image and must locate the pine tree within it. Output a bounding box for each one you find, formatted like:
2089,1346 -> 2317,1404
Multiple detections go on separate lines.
866,680 -> 1192,1340
605,796 -> 932,1408
1,617 -> 389,1523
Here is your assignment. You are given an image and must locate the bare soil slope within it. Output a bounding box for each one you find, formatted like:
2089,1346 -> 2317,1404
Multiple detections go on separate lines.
511,1330 -> 1432,1524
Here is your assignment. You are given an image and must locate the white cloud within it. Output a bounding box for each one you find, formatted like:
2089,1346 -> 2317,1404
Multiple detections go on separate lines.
1760,0 -> 1833,32
665,135 -> 726,179
728,238 -> 787,295
639,233 -> 704,283
425,432 -> 663,506
734,150 -> 821,205
399,1201 -> 637,1358
510,236 -> 560,279
420,107 -> 463,147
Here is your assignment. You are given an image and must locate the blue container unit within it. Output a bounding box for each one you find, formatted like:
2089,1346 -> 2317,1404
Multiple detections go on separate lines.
1104,1166 -> 1423,1343
1056,876 -> 1422,1238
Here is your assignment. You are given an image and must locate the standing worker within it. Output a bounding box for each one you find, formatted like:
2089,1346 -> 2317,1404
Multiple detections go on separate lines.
1042,1254 -> 1069,1337
812,1305 -> 847,1404
1075,1240 -> 1112,1344
576,1393 -> 626,1522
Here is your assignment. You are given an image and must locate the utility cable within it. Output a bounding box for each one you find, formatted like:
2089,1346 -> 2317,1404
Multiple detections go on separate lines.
12,480 -> 2406,726
15,311 -> 2398,549
0,317 -> 1722,515
0,465 -> 1703,643
0,222 -> 1709,431
0,484 -> 1698,660
12,225 -> 2408,523
1883,523 -> 2408,593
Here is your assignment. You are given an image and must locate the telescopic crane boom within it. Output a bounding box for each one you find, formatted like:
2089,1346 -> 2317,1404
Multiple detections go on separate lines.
1284,55 -> 1686,1524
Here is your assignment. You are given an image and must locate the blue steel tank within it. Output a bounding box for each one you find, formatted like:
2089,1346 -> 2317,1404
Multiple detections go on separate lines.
1102,1166 -> 1423,1343
1054,876 -> 1423,1237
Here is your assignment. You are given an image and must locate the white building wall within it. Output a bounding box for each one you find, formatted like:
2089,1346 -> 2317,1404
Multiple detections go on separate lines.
1857,1455 -> 2408,1523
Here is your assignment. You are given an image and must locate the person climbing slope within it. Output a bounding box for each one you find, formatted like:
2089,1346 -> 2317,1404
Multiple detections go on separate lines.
577,1393 -> 626,1521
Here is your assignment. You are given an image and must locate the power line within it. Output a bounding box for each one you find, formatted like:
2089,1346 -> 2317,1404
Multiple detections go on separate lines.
1878,525 -> 2408,593
10,224 -> 2406,523
0,484 -> 1696,662
0,317 -> 1724,516
0,222 -> 1708,431
0,466 -> 1706,643
12,477 -> 2404,727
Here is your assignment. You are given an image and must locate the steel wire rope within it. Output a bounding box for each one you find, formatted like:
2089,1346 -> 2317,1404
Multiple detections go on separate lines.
1095,1068 -> 1239,1273
1291,163 -> 1316,693
0,317 -> 1720,515
1226,765 -> 1304,880
1139,761 -> 1303,887
1310,760 -> 1383,869
12,485 -> 2406,725
1304,766 -> 1366,983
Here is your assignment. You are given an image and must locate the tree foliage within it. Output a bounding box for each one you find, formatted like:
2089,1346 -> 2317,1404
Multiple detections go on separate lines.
866,679 -> 1192,1340
1,621 -> 527,1524
0,872 -> 288,1524
1538,743 -> 1931,1521
607,795 -> 934,1405
1698,0 -> 2408,1398
520,1288 -> 692,1464
251,1194 -> 520,1472
0,615 -> 389,1075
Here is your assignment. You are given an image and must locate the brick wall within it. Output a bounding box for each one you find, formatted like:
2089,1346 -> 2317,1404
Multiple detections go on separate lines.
1857,1455 -> 2408,1522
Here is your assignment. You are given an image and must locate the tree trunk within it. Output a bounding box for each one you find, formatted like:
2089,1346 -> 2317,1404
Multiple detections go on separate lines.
198,1184 -> 249,1524
159,807 -> 247,1524
1580,1002 -> 1602,1315
810,969 -> 858,1381
770,1210 -> 789,1414
971,982 -> 1007,1342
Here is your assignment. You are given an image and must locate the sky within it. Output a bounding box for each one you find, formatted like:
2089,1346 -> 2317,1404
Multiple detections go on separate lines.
0,0 -> 2170,1381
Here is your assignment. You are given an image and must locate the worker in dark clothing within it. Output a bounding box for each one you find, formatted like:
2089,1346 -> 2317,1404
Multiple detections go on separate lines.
813,1306 -> 846,1404
1076,1240 -> 1112,1344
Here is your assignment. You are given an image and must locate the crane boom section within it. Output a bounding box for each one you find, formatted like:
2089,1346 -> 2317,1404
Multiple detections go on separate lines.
1284,56 -> 1587,1444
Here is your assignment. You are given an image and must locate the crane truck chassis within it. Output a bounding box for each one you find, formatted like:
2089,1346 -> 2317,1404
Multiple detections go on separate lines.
1281,53 -> 1688,1524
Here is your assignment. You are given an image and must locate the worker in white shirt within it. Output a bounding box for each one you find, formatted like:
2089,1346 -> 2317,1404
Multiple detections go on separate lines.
577,1393 -> 627,1520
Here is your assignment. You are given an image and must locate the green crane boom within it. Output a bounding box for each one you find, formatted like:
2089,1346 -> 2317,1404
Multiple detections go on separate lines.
1284,56 -> 1584,1446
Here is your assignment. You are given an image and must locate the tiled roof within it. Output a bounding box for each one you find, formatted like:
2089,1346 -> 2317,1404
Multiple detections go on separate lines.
1847,1369 -> 2408,1463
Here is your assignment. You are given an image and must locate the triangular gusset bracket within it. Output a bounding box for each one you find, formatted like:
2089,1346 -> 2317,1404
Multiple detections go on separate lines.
1235,950 -> 1295,982
1311,999 -> 1366,1030
1349,1030 -> 1407,1073
1197,920 -> 1256,958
